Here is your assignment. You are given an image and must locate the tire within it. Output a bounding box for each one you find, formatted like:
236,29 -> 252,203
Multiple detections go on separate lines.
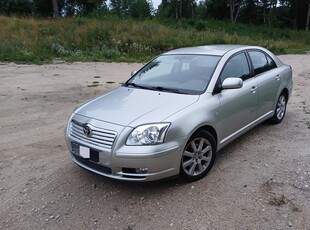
180,130 -> 216,182
269,93 -> 287,124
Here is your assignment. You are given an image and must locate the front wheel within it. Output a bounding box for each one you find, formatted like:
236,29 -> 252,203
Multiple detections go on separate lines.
269,93 -> 287,124
180,130 -> 216,182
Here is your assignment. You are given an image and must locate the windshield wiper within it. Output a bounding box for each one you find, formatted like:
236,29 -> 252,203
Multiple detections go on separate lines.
151,86 -> 186,94
124,82 -> 152,90
125,83 -> 186,94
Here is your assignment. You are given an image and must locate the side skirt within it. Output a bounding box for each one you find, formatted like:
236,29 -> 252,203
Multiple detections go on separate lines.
217,110 -> 273,151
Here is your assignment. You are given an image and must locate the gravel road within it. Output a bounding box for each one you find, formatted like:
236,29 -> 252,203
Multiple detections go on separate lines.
0,55 -> 309,229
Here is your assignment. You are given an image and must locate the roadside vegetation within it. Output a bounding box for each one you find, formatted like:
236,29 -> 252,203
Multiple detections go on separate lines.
1,0 -> 310,64
1,15 -> 309,64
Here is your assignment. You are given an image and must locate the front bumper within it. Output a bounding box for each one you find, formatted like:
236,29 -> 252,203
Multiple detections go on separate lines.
65,114 -> 187,181
69,140 -> 183,181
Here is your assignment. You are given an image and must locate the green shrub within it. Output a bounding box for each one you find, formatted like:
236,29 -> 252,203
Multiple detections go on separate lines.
0,15 -> 309,64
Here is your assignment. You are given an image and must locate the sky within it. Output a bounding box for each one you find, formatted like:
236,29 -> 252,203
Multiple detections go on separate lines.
152,0 -> 161,9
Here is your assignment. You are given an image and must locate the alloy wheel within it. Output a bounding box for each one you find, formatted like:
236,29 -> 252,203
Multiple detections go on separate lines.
182,137 -> 212,176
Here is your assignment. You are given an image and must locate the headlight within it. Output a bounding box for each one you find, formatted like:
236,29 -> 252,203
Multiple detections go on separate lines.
126,123 -> 170,145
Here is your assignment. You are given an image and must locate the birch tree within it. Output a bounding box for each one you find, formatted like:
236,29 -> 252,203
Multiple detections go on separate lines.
52,0 -> 60,18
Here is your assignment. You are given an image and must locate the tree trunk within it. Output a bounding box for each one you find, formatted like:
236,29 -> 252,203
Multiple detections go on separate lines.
263,1 -> 266,25
230,0 -> 241,24
306,1 -> 310,31
294,0 -> 298,29
268,1 -> 272,28
179,0 -> 182,19
234,4 -> 240,23
230,0 -> 235,23
191,1 -> 194,19
52,0 -> 60,18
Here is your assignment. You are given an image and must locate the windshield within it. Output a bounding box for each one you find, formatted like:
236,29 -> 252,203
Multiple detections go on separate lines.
124,54 -> 221,95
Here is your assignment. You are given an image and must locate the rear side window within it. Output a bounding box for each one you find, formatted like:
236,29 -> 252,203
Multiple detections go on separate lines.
266,55 -> 277,70
249,51 -> 277,75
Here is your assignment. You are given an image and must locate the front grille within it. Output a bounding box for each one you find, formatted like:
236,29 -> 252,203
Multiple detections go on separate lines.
70,119 -> 117,149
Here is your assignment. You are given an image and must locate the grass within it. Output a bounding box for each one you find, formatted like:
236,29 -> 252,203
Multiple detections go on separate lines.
87,81 -> 100,87
0,16 -> 309,64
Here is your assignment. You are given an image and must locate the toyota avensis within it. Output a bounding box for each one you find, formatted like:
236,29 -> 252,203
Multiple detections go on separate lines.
65,45 -> 293,182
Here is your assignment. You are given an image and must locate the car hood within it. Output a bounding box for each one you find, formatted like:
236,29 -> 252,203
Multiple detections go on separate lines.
75,86 -> 199,127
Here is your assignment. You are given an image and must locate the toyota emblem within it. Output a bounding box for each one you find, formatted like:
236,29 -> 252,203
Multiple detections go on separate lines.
83,125 -> 92,137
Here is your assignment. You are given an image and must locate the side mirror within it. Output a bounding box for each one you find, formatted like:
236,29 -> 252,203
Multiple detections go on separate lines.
131,70 -> 137,76
222,77 -> 243,90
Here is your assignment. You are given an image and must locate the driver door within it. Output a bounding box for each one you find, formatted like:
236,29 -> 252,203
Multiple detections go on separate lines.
217,52 -> 258,146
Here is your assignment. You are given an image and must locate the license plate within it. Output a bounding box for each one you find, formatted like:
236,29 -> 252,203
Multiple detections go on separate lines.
79,145 -> 90,159
71,141 -> 99,162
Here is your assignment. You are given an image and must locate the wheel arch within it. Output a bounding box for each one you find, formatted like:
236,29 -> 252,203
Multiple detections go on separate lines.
180,125 -> 218,181
280,88 -> 289,100
194,125 -> 218,148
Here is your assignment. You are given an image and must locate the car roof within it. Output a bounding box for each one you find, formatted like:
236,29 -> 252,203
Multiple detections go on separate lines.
164,45 -> 249,56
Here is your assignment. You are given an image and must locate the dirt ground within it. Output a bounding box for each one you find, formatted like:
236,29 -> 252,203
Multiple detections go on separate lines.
0,55 -> 309,230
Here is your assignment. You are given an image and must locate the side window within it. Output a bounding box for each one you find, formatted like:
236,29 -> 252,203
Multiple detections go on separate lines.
220,53 -> 251,83
249,51 -> 270,75
266,55 -> 277,70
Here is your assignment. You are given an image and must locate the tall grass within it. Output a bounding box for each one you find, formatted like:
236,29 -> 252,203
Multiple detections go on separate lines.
0,16 -> 309,64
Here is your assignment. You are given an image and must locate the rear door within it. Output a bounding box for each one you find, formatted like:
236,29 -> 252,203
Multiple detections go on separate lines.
248,50 -> 281,118
217,52 -> 258,145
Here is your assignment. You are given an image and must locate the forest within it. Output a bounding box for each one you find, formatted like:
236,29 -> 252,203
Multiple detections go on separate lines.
0,0 -> 309,63
1,0 -> 309,30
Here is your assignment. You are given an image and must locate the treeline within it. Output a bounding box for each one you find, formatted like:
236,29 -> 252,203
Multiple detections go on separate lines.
0,0 -> 309,30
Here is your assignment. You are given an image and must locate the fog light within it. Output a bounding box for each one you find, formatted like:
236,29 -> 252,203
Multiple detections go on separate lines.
135,168 -> 148,174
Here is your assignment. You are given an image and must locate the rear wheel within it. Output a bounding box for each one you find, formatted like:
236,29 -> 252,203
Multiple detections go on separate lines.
180,130 -> 216,182
269,93 -> 287,124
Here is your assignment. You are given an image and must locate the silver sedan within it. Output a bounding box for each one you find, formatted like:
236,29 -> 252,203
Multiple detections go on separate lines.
65,45 -> 293,182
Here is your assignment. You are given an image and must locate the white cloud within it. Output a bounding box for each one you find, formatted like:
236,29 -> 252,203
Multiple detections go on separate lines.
152,0 -> 161,9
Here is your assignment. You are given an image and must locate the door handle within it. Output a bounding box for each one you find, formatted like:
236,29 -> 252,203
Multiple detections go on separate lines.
251,86 -> 257,93
275,74 -> 280,80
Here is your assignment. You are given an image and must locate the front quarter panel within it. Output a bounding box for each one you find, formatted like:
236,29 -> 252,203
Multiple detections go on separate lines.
163,93 -> 221,147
